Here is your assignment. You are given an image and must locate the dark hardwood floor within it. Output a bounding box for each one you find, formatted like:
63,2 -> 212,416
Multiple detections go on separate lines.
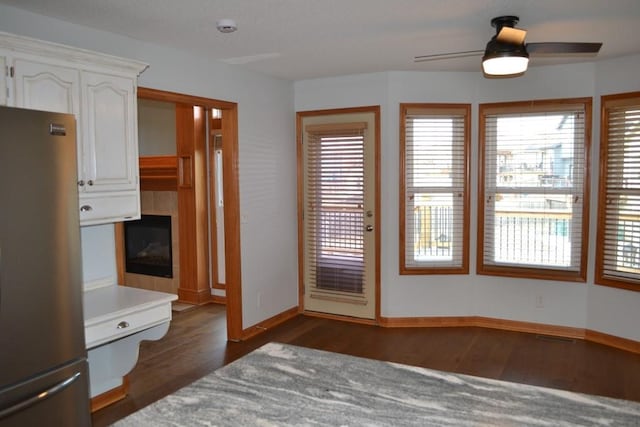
93,304 -> 640,426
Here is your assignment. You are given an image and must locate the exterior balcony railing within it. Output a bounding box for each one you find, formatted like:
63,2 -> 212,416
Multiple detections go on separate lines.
413,205 -> 640,270
413,206 -> 574,267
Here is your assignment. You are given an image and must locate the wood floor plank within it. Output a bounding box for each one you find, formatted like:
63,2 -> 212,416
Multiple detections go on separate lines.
92,305 -> 640,426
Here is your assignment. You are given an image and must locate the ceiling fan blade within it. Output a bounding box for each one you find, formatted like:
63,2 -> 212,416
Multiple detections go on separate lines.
414,50 -> 484,63
526,42 -> 603,55
497,27 -> 527,45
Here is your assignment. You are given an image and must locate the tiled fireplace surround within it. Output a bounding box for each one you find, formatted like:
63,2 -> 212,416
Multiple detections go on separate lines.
123,191 -> 180,295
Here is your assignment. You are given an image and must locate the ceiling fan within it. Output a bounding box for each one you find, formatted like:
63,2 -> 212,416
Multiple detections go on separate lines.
414,16 -> 602,77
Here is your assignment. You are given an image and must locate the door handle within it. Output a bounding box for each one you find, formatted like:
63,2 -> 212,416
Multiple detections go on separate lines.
0,372 -> 81,420
366,225 -> 373,232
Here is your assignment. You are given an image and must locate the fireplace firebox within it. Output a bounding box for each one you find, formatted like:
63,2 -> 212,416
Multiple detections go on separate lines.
124,214 -> 173,278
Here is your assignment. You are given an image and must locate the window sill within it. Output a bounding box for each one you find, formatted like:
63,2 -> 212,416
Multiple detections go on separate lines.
477,265 -> 586,283
594,277 -> 640,293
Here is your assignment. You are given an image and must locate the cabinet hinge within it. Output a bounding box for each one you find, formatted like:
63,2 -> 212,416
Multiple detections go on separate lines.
9,66 -> 14,78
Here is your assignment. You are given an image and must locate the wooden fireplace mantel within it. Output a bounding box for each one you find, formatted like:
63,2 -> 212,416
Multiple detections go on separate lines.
139,155 -> 178,191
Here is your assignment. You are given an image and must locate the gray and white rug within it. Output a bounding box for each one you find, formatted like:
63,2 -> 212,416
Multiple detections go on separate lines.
115,342 -> 640,426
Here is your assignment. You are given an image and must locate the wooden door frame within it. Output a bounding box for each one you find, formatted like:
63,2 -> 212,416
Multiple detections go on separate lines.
296,106 -> 381,322
137,87 -> 242,341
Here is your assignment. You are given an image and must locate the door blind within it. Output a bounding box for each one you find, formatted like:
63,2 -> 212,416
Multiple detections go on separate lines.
403,106 -> 468,270
599,99 -> 640,284
482,105 -> 587,272
305,123 -> 367,297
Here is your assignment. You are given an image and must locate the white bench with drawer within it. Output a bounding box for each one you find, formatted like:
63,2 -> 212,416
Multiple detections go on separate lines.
83,284 -> 177,403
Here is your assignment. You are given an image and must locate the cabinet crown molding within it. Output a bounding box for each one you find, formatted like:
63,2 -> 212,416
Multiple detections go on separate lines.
0,31 -> 148,76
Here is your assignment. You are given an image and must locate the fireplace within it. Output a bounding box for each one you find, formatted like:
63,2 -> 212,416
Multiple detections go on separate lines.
124,214 -> 173,278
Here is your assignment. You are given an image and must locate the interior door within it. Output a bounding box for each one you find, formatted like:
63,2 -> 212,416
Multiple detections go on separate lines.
299,108 -> 379,320
207,111 -> 226,299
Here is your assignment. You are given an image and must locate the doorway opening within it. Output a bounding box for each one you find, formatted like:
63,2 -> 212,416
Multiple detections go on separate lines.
115,88 -> 242,341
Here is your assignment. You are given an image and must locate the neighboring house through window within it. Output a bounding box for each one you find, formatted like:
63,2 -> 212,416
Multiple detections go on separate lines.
478,98 -> 591,281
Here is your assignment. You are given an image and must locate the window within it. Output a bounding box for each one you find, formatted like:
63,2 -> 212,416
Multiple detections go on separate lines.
400,104 -> 470,274
478,99 -> 591,281
305,124 -> 366,294
595,92 -> 640,291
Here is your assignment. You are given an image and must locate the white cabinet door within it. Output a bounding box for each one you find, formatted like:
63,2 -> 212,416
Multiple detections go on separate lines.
0,56 -> 6,106
13,58 -> 80,116
81,71 -> 138,193
12,58 -> 84,183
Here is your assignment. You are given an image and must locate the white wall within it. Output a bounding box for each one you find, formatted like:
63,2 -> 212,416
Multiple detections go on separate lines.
295,58 -> 640,340
138,99 -> 176,156
0,4 -> 299,329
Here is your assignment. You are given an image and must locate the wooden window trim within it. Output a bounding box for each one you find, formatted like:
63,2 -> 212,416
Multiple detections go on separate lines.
399,103 -> 471,275
477,98 -> 592,282
595,91 -> 640,292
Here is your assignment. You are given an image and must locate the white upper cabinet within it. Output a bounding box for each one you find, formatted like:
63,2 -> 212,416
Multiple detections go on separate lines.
0,31 -> 148,226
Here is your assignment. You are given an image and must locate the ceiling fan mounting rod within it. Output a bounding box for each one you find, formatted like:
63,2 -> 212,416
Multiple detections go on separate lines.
491,15 -> 519,34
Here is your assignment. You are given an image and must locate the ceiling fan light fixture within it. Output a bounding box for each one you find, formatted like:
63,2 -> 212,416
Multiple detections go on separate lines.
482,55 -> 529,76
413,15 -> 601,78
482,38 -> 529,76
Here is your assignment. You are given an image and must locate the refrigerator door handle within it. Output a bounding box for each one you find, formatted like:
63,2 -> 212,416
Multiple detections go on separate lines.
0,372 -> 82,420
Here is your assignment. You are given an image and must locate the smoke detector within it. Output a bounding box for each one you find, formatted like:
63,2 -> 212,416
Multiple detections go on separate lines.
216,19 -> 237,33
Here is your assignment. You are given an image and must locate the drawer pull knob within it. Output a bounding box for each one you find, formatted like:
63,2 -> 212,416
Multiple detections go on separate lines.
116,321 -> 130,329
80,205 -> 93,212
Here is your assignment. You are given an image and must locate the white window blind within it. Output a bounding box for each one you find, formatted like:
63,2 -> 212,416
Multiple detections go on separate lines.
401,105 -> 469,272
305,123 -> 366,295
597,95 -> 640,286
481,101 -> 588,277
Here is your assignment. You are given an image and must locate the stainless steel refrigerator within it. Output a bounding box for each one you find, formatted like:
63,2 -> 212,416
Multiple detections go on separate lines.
0,106 -> 91,426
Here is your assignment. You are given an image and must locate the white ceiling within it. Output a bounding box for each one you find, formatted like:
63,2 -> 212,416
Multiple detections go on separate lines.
1,0 -> 639,81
